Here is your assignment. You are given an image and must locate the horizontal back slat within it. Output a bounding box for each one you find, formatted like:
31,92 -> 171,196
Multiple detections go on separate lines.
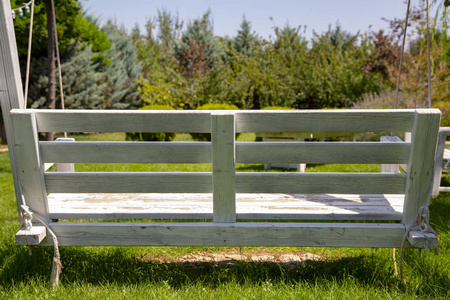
235,110 -> 416,132
33,110 -> 212,133
45,172 -> 212,193
236,142 -> 411,164
16,109 -> 420,133
40,141 -> 211,164
236,173 -> 407,194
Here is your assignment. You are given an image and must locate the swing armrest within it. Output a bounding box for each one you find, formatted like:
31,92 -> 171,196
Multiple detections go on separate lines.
407,231 -> 438,249
15,225 -> 46,245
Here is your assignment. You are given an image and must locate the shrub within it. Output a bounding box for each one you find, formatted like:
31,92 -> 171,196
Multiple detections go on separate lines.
261,106 -> 295,110
126,105 -> 176,141
433,101 -> 450,126
190,103 -> 240,141
196,103 -> 240,110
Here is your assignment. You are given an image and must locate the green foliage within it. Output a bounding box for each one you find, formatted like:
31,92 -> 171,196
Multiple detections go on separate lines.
190,103 -> 239,141
137,77 -> 190,109
174,10 -> 222,108
434,101 -> 450,126
175,10 -> 220,69
328,23 -> 358,50
274,24 -> 305,51
261,106 -> 295,110
12,3 -> 433,114
125,105 -> 176,141
140,104 -> 176,110
195,103 -> 239,110
137,80 -> 176,106
234,16 -> 257,56
195,23 -> 382,110
12,0 -> 112,109
100,21 -> 142,109
12,0 -> 110,69
28,43 -> 105,109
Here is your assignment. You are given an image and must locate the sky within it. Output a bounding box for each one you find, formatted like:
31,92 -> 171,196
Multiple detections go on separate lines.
83,0 -> 410,41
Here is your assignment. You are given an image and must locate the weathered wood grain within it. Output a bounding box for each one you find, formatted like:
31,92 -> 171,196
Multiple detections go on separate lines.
47,193 -> 404,221
33,110 -> 211,133
0,0 -> 26,214
407,231 -> 439,249
236,173 -> 407,194
236,141 -> 410,164
54,138 -> 75,172
15,225 -> 46,245
403,110 -> 441,225
211,112 -> 236,222
6,108 -> 441,249
45,172 -> 212,193
235,110 -> 416,132
40,141 -> 212,164
42,222 -> 408,248
379,136 -> 405,173
10,112 -> 49,220
432,127 -> 450,196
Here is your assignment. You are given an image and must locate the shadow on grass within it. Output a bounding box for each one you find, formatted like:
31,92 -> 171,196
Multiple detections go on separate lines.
0,194 -> 449,296
0,245 -> 395,288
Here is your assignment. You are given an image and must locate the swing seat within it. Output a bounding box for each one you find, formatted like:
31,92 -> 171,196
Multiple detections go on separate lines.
11,108 -> 440,249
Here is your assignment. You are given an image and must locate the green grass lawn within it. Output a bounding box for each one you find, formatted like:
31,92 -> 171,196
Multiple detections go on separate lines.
1,135 -> 450,299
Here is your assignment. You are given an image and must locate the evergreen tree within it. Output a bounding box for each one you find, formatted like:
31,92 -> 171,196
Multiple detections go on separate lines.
274,25 -> 303,49
175,10 -> 220,108
158,9 -> 183,61
59,44 -> 105,109
100,21 -> 142,109
28,43 -> 105,109
234,16 -> 257,56
328,24 -> 359,50
175,10 -> 220,69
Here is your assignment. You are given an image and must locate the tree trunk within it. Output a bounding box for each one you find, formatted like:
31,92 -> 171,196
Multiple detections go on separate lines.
45,0 -> 55,141
190,77 -> 194,109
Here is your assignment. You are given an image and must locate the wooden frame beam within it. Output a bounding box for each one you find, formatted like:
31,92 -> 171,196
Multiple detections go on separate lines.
0,0 -> 26,216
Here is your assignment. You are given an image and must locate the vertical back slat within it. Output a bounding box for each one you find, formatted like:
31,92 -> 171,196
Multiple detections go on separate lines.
212,112 -> 236,222
54,138 -> 75,172
10,111 -> 50,221
380,136 -> 402,173
432,128 -> 450,196
403,110 -> 441,225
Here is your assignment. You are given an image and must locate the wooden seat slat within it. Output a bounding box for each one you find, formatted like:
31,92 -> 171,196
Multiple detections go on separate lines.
47,193 -> 404,221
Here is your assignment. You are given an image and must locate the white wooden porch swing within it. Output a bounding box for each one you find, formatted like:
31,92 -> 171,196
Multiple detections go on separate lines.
0,0 -> 442,287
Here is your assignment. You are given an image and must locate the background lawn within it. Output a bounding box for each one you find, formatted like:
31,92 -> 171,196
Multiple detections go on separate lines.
0,134 -> 449,299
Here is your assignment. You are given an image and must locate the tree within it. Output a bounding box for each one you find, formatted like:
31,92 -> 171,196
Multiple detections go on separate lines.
175,10 -> 220,108
28,43 -> 105,110
45,0 -> 56,140
158,8 -> 183,67
100,21 -> 142,109
328,23 -> 359,50
12,0 -> 110,111
234,16 -> 257,56
274,24 -> 304,51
